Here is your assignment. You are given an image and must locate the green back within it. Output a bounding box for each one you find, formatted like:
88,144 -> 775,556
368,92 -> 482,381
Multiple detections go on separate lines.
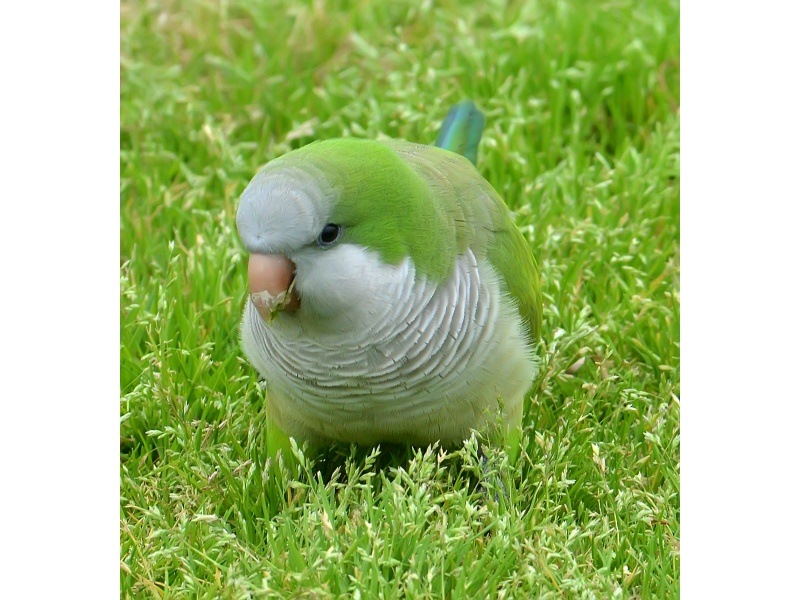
264,138 -> 541,341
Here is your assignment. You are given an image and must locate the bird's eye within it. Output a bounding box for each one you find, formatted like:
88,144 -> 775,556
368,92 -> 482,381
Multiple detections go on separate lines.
317,223 -> 343,246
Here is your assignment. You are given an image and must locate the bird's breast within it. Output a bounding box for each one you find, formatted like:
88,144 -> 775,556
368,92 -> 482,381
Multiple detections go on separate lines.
241,250 -> 536,446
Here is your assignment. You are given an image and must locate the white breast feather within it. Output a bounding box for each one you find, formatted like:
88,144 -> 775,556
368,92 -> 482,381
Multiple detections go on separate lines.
241,247 -> 537,446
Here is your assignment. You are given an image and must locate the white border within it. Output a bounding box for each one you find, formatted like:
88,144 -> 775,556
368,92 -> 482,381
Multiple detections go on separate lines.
1,2 -> 119,596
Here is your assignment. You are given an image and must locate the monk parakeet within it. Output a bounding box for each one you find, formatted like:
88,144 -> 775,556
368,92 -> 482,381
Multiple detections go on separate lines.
237,101 -> 541,464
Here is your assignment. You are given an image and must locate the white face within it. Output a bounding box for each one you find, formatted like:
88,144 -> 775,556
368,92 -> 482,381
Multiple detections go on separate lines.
236,166 -> 333,256
289,243 -> 414,337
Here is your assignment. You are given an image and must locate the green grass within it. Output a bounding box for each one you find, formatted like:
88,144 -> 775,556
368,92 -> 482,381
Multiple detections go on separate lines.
120,0 -> 680,597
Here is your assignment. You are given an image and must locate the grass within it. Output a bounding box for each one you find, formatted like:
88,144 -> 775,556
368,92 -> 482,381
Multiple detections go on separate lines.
120,0 -> 680,597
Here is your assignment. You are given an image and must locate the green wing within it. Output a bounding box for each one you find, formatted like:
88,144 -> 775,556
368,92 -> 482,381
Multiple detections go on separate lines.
433,101 -> 541,342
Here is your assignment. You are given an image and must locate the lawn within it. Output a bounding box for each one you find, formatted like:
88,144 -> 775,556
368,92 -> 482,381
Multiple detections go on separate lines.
120,0 -> 680,597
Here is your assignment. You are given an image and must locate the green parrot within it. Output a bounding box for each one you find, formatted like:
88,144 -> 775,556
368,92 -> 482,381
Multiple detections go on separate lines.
236,101 -> 541,465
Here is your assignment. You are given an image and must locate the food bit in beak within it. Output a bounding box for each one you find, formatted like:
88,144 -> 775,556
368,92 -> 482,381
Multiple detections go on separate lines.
248,253 -> 301,323
251,277 -> 298,323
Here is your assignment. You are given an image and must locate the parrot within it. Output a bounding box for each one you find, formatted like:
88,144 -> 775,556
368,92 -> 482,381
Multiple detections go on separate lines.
236,101 -> 542,466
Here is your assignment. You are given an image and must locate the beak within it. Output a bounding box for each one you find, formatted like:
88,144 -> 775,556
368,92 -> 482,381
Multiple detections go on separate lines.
247,253 -> 301,323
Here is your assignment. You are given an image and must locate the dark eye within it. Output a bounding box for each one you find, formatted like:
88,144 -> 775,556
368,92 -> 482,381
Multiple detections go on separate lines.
317,223 -> 343,246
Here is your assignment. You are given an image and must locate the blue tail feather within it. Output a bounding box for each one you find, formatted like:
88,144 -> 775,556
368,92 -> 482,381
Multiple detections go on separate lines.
434,100 -> 485,166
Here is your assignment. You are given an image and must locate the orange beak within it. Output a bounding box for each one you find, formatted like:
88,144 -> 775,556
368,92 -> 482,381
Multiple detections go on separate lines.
247,254 -> 301,322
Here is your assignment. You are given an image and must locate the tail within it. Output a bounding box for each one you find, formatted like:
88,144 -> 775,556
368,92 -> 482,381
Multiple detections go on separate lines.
434,100 -> 485,166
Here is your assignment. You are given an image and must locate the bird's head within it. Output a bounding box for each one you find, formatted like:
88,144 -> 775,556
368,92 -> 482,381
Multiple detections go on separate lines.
236,139 -> 461,335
